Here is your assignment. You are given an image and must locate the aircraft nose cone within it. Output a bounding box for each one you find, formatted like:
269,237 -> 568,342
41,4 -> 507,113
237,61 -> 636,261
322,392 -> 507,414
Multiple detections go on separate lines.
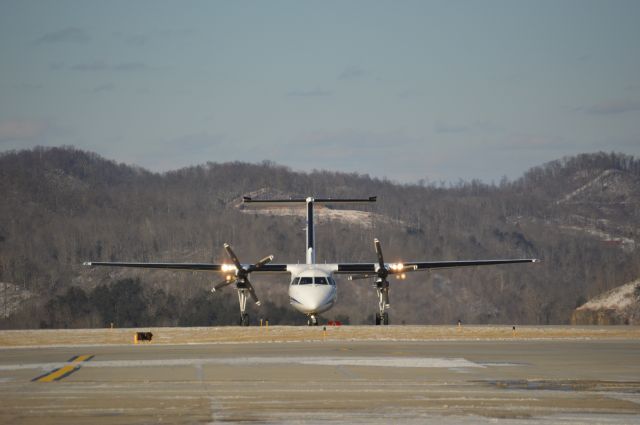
306,298 -> 324,311
298,286 -> 334,312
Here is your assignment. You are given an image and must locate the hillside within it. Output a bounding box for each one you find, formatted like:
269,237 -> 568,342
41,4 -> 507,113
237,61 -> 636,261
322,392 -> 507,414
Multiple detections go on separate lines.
572,279 -> 640,325
1,147 -> 639,328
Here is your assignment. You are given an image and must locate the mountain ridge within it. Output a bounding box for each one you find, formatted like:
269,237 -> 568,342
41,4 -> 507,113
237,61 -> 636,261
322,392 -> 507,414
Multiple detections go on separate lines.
1,147 -> 639,327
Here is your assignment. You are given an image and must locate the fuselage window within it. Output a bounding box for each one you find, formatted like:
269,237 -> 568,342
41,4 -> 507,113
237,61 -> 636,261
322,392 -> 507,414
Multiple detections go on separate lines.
292,277 -> 301,285
314,277 -> 328,285
328,277 -> 336,286
299,277 -> 313,285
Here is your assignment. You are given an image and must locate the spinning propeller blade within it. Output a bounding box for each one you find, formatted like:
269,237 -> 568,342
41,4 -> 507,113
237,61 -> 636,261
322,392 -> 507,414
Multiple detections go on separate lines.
374,238 -> 390,280
374,238 -> 390,306
245,279 -> 261,306
224,243 -> 243,270
375,239 -> 386,275
212,277 -> 234,292
254,255 -> 274,269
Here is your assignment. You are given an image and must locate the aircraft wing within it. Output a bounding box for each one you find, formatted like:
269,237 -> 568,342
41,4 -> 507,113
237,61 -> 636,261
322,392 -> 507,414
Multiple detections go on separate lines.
83,261 -> 289,273
335,258 -> 539,275
404,258 -> 539,270
84,258 -> 537,274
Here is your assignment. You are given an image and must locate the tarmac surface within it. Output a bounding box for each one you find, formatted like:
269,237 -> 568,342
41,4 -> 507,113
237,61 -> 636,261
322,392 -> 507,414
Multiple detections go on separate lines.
1,326 -> 639,424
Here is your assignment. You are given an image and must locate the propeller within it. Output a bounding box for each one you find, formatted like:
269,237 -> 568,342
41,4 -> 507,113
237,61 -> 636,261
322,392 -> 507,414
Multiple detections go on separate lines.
211,243 -> 273,306
373,238 -> 390,307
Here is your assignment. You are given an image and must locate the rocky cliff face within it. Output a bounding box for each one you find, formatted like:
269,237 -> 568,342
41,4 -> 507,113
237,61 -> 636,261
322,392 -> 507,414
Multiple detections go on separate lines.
572,280 -> 640,325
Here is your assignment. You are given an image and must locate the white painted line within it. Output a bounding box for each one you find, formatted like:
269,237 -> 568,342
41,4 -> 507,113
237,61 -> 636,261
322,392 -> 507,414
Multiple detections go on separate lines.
0,356 -> 485,371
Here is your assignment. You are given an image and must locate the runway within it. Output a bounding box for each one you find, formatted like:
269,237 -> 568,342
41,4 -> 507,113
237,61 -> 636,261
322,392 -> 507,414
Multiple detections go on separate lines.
1,328 -> 639,424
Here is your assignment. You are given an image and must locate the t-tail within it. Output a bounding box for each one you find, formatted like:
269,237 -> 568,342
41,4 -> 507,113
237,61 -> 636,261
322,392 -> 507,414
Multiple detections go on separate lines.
243,196 -> 377,264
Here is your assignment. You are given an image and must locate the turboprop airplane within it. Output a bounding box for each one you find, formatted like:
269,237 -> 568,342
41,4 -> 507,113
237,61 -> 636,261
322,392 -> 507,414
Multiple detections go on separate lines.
84,196 -> 539,326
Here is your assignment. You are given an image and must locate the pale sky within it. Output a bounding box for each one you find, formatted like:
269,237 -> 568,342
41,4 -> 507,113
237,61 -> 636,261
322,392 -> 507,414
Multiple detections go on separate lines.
1,0 -> 639,183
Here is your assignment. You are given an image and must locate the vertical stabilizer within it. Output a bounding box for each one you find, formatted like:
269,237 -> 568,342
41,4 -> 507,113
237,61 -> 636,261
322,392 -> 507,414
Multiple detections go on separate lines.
306,197 -> 315,264
242,196 -> 376,265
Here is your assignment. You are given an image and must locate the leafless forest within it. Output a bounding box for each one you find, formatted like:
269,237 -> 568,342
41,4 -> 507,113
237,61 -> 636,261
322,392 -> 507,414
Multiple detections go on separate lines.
1,147 -> 639,328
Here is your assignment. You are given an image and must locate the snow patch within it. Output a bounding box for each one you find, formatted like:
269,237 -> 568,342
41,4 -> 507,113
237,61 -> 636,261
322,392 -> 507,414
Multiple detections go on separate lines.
556,169 -> 622,205
577,280 -> 640,311
559,225 -> 636,251
239,206 -> 404,228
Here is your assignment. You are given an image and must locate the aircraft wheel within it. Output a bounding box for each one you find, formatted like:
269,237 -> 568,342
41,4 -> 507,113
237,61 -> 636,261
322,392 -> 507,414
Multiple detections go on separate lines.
240,313 -> 250,326
382,312 -> 389,325
375,313 -> 381,325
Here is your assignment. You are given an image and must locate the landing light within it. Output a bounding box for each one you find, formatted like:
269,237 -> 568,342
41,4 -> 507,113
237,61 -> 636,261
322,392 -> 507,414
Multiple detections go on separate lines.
389,263 -> 404,271
221,264 -> 236,272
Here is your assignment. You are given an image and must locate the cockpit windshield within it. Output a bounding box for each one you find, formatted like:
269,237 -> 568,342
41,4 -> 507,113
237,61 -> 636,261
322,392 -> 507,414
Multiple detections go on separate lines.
292,276 -> 335,285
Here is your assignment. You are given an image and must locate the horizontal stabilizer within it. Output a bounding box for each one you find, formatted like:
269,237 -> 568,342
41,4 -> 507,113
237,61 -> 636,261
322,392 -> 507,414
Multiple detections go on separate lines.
243,196 -> 376,208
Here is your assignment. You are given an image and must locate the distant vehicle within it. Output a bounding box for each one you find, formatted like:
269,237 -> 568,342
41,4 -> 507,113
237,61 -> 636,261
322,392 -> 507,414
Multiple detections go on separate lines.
85,196 -> 538,326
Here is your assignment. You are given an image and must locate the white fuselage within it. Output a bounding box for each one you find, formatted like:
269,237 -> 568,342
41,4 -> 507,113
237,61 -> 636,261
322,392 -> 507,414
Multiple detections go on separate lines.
287,265 -> 338,315
286,198 -> 338,315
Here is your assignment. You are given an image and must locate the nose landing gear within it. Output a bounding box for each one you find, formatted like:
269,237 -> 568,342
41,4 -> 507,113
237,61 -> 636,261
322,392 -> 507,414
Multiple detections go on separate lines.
307,315 -> 319,326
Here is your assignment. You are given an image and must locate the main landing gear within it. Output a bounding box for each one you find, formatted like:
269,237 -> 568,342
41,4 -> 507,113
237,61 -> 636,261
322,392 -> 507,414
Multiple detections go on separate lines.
374,279 -> 390,326
238,288 -> 250,326
375,312 -> 389,325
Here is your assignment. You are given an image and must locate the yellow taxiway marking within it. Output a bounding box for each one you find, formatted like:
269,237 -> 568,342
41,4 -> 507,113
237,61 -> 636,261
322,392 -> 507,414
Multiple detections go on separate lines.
33,354 -> 94,382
